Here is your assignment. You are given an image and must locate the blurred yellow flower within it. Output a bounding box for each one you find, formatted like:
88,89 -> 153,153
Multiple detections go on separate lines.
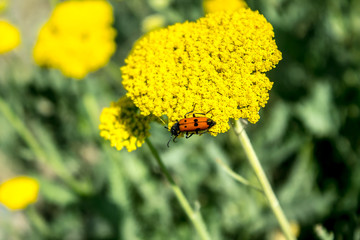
0,176 -> 39,211
99,96 -> 153,152
203,0 -> 248,13
121,9 -> 281,135
141,14 -> 166,33
270,222 -> 300,240
148,0 -> 170,11
33,0 -> 116,79
0,0 -> 8,13
0,20 -> 21,54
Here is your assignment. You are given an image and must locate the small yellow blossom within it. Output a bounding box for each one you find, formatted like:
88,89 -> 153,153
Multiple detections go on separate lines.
121,9 -> 282,135
0,20 -> 21,54
0,176 -> 39,211
33,0 -> 116,79
148,0 -> 170,11
270,222 -> 300,240
0,0 -> 8,13
99,96 -> 153,152
141,14 -> 166,33
203,0 -> 248,13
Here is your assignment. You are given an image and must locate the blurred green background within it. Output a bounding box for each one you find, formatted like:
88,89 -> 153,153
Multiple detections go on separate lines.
0,0 -> 359,239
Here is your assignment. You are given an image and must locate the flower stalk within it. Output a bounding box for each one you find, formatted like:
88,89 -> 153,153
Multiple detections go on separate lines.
0,97 -> 92,195
145,139 -> 211,240
26,206 -> 51,237
215,158 -> 263,193
233,119 -> 295,240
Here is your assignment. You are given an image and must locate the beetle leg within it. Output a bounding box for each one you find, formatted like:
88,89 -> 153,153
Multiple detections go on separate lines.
167,136 -> 173,147
186,133 -> 194,139
200,130 -> 215,136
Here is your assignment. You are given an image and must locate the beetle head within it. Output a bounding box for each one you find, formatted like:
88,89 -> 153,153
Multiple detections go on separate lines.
167,121 -> 180,147
207,119 -> 216,129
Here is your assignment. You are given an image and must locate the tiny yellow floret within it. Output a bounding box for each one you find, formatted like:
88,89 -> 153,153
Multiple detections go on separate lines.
0,176 -> 39,211
203,0 -> 248,13
141,14 -> 166,33
33,0 -> 116,79
99,96 -> 153,152
121,9 -> 282,135
0,20 -> 21,54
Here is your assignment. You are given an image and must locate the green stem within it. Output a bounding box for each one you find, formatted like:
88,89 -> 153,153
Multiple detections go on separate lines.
145,139 -> 211,240
233,119 -> 295,240
82,93 -> 100,131
0,98 -> 47,161
0,98 -> 91,195
215,158 -> 264,194
26,206 -> 50,238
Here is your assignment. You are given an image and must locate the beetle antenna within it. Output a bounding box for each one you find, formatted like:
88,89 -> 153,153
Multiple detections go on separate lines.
206,108 -> 214,114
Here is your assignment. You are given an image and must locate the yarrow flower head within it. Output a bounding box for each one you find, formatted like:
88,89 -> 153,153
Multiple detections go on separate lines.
99,96 -> 154,152
0,20 -> 21,54
0,176 -> 39,211
121,9 -> 282,135
203,0 -> 248,13
33,0 -> 116,79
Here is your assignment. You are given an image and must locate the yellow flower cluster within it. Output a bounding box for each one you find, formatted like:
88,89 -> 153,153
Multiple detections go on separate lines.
33,0 -> 116,79
99,96 -> 153,152
203,0 -> 248,13
0,176 -> 39,210
121,9 -> 282,134
0,20 -> 21,54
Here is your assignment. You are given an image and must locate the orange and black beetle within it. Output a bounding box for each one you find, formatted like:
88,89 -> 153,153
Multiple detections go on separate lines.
167,107 -> 216,147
